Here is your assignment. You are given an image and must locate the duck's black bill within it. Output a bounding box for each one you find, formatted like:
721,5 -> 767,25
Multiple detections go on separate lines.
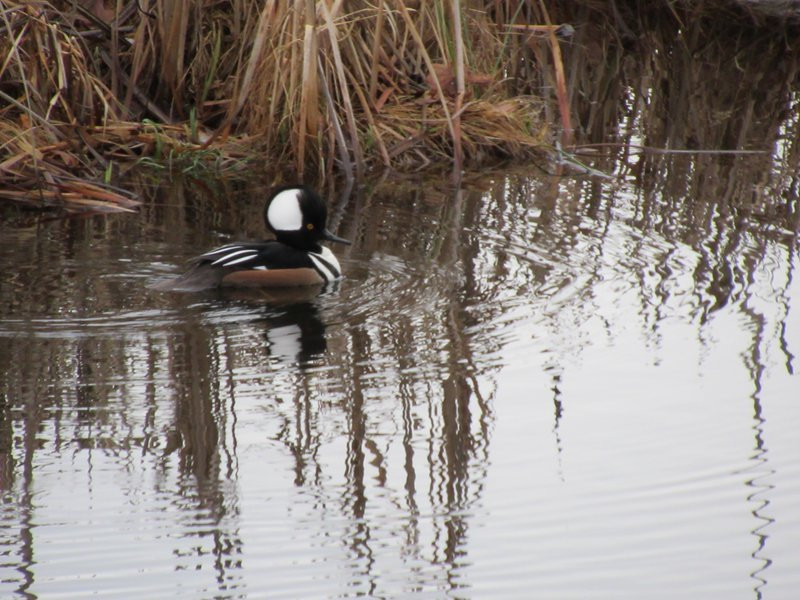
323,229 -> 351,245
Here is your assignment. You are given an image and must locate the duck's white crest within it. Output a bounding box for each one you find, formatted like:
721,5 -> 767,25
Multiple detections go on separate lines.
267,188 -> 304,231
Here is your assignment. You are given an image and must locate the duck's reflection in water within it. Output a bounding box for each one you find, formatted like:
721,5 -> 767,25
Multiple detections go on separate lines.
216,284 -> 331,365
261,301 -> 327,363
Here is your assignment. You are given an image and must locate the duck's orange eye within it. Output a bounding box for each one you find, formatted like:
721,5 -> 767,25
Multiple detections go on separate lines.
306,223 -> 315,230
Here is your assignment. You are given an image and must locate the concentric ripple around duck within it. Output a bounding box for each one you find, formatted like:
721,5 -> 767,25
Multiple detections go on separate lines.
327,252 -> 456,324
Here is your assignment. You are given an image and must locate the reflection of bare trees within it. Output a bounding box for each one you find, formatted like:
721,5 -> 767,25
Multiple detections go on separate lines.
546,12 -> 799,595
516,1 -> 800,386
0,178 -> 250,593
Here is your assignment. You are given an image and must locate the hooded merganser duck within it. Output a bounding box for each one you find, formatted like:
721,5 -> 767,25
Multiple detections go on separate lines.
153,185 -> 350,291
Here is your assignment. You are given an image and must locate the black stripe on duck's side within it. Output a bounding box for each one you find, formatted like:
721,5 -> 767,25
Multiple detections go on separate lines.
307,250 -> 342,282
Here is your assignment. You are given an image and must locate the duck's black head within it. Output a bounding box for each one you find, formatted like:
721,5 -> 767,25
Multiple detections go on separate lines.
265,185 -> 350,251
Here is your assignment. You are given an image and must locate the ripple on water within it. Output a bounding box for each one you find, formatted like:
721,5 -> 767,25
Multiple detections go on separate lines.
328,252 -> 457,323
0,309 -> 190,339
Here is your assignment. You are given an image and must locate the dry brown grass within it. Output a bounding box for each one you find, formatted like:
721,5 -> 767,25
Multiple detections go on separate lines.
3,0 -> 795,212
0,1 -> 571,211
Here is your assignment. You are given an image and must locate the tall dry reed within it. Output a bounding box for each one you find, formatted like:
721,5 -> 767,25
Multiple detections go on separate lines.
1,0 -> 562,210
4,0 -> 793,211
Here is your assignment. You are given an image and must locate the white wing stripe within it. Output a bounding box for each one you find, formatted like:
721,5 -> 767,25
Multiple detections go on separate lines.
309,254 -> 336,282
201,245 -> 242,257
219,253 -> 259,267
210,249 -> 256,265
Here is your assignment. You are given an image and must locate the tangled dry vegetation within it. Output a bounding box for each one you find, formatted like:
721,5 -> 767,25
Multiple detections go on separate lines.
0,1 -> 567,212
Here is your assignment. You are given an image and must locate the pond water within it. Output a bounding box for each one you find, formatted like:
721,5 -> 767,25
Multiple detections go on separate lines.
1,147 -> 798,598
2,19 -> 800,600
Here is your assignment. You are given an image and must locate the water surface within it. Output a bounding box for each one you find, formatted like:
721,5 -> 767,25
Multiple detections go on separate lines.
1,152 -> 798,598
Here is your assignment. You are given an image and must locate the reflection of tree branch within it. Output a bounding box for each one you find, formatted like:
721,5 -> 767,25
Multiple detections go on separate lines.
778,248 -> 797,375
557,10 -> 800,397
740,392 -> 776,599
166,323 -> 243,582
736,249 -> 778,597
550,369 -> 565,482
